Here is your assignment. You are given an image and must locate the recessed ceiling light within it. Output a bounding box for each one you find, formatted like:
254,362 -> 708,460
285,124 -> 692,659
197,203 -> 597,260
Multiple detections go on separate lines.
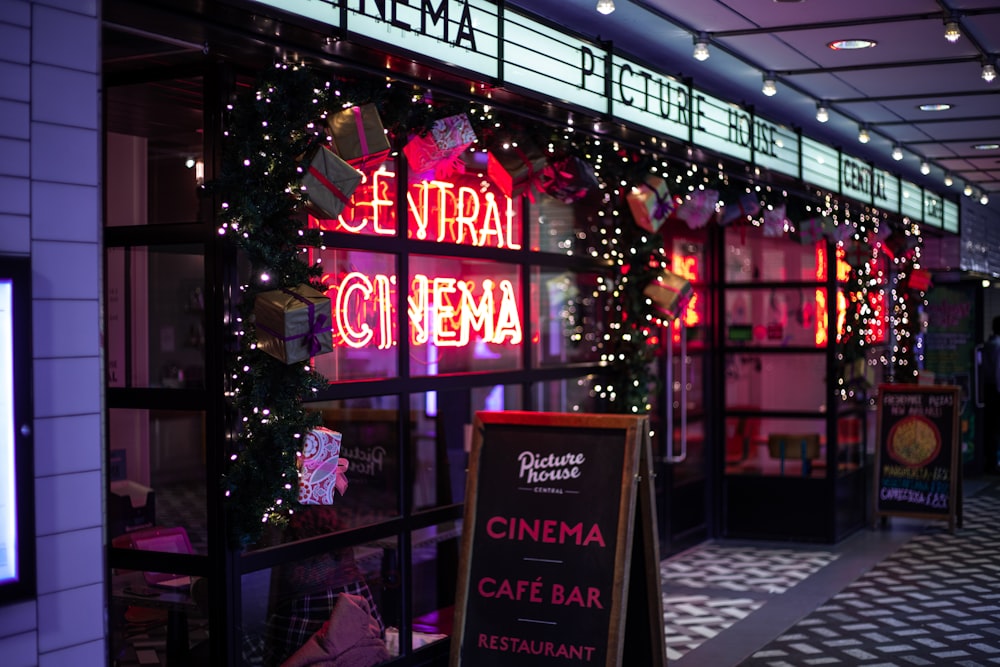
828,39 -> 877,51
918,103 -> 952,112
973,143 -> 1000,151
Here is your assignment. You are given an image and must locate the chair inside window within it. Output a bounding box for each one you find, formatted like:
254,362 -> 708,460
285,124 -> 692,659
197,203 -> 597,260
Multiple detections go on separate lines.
767,434 -> 821,477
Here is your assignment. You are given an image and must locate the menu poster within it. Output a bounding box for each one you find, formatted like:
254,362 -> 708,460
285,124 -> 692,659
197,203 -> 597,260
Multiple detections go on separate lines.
450,412 -> 664,667
874,384 -> 961,532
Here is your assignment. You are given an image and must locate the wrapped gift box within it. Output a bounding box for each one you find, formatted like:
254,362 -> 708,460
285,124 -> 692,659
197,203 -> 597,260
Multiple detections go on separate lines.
675,189 -> 719,229
301,145 -> 363,220
327,103 -> 391,170
538,155 -> 598,204
883,230 -> 918,261
643,270 -> 693,320
844,239 -> 872,268
254,284 -> 333,364
627,177 -> 675,233
831,221 -> 855,244
762,203 -> 789,237
403,113 -> 477,178
298,427 -> 349,505
908,267 -> 932,292
797,216 -> 829,245
487,141 -> 547,199
719,192 -> 760,226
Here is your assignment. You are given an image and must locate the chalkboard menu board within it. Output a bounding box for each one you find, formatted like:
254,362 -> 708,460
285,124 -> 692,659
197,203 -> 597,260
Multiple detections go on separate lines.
874,384 -> 961,532
450,412 -> 664,667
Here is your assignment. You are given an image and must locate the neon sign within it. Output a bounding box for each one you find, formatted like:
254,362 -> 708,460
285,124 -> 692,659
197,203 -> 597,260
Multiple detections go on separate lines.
312,166 -> 525,354
323,270 -> 523,351
311,168 -> 521,250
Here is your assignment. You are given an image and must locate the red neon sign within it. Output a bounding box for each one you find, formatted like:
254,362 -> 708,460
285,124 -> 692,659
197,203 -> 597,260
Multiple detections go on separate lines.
311,167 -> 525,353
323,270 -> 523,351
310,168 -> 522,250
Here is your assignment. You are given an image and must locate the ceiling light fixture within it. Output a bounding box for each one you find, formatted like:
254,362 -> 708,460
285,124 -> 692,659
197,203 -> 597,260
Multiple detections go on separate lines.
973,143 -> 1000,151
918,103 -> 953,112
828,39 -> 877,51
982,60 -> 997,83
920,160 -> 931,175
762,73 -> 777,96
816,102 -> 829,123
944,173 -> 954,187
943,19 -> 961,43
982,193 -> 990,206
858,125 -> 870,143
693,33 -> 710,61
964,184 -> 974,196
892,145 -> 903,161
596,0 -> 615,15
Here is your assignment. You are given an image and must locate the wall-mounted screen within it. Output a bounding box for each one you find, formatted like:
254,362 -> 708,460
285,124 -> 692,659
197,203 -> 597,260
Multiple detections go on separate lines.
0,256 -> 34,604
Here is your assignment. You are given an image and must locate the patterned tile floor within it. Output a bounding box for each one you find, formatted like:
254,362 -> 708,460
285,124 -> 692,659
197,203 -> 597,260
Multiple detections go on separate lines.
663,480 -> 1000,667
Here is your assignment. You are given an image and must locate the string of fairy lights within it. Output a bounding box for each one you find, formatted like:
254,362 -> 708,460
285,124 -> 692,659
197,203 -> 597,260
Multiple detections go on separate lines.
212,62 -> 926,547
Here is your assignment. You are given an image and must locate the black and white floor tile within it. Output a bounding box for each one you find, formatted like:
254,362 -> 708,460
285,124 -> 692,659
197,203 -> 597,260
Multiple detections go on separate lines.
661,545 -> 840,662
741,491 -> 1000,666
661,483 -> 1000,666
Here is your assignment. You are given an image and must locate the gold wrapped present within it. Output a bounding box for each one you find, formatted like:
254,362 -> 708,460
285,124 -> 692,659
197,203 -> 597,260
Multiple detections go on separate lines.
301,145 -> 363,220
643,270 -> 693,320
254,284 -> 333,364
327,103 -> 391,171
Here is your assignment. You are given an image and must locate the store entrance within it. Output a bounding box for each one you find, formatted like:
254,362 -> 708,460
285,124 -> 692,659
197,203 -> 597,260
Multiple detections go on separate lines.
646,226 -> 714,558
653,321 -> 711,557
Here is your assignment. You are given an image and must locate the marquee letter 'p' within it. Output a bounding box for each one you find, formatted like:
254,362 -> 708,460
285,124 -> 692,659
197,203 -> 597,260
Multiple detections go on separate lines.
580,46 -> 595,89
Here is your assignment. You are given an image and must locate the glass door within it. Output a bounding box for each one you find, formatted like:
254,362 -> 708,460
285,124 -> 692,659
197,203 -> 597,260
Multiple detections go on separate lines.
653,231 -> 712,556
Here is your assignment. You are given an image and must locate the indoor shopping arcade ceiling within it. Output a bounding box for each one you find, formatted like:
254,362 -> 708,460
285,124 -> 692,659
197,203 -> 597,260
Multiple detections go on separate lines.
512,0 -> 1000,203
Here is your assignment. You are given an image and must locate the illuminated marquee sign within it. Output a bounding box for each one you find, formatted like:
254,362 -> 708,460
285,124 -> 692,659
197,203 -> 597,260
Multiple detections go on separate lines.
255,0 -> 953,229
314,169 -> 523,353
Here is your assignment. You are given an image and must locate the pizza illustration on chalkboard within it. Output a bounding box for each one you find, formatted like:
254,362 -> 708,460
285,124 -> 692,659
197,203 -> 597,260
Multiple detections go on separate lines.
887,415 -> 941,467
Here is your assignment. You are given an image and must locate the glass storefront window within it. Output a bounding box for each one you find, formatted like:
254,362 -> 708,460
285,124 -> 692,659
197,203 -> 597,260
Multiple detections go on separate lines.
725,352 -> 827,412
724,416 -> 828,478
724,226 -> 826,283
407,392 -> 470,511
407,521 -> 462,652
528,193 -> 604,256
310,161 -> 399,237
725,288 -> 828,348
310,249 -> 398,382
531,268 -> 606,367
110,570 -> 210,665
105,78 -> 205,226
107,245 -> 206,389
533,375 -> 601,413
470,383 -> 522,415
406,165 -> 522,250
241,538 -> 397,666
307,398 -> 402,531
408,256 -> 522,375
107,408 -> 208,554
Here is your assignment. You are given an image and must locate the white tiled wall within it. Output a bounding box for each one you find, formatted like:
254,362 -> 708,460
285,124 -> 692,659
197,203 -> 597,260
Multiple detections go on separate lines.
0,1 -> 105,666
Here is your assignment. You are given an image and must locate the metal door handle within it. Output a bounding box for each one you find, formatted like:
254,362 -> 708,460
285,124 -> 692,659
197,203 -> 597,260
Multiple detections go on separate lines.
662,322 -> 688,464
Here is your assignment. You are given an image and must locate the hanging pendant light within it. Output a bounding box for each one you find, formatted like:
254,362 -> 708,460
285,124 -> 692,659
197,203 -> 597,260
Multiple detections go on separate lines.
815,102 -> 829,123
693,33 -> 710,61
761,72 -> 777,96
